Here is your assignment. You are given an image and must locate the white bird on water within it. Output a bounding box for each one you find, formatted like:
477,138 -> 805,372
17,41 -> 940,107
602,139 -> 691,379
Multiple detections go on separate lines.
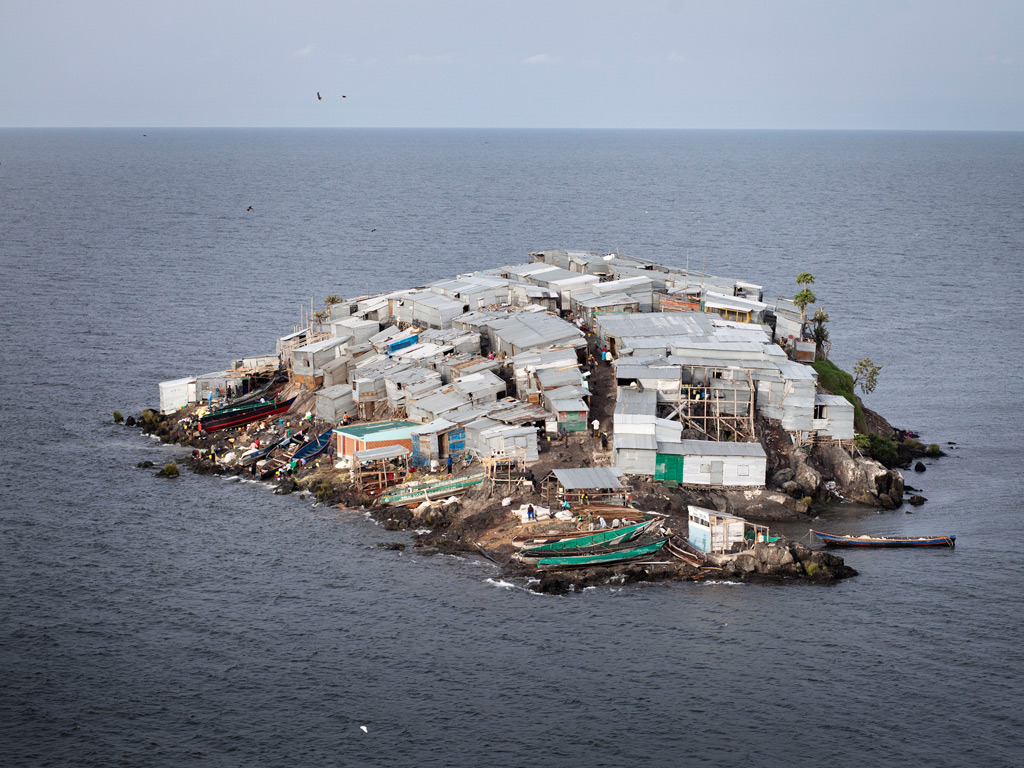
360,726 -> 368,733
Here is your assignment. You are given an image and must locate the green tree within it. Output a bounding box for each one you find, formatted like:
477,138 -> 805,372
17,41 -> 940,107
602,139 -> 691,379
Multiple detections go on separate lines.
812,307 -> 830,358
852,357 -> 882,395
312,309 -> 329,325
793,273 -> 816,332
325,294 -> 343,306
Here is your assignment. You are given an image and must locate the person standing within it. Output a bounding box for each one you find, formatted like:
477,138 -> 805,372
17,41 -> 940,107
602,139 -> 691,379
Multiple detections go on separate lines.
592,418 -> 600,436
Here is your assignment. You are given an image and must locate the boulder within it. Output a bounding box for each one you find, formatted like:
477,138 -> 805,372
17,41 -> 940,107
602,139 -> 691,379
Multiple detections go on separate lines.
908,494 -> 927,506
782,480 -> 804,498
915,461 -> 926,473
772,468 -> 795,487
817,444 -> 905,507
794,462 -> 822,496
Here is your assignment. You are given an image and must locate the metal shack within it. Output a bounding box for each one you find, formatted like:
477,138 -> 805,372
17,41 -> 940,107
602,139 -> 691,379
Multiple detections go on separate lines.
158,376 -> 197,415
549,467 -> 628,506
410,418 -> 467,468
315,383 -> 356,424
655,440 -> 767,487
333,420 -> 419,460
291,337 -> 348,388
687,505 -> 770,554
812,393 -> 856,442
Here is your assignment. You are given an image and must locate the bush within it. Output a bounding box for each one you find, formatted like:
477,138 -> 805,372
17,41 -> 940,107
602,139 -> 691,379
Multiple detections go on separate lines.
157,461 -> 179,478
903,438 -> 923,451
867,434 -> 898,466
854,434 -> 870,452
811,359 -> 866,432
113,411 -> 124,423
926,443 -> 942,456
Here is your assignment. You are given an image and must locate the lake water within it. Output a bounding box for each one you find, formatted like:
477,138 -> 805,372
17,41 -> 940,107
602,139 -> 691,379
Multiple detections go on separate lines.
1,128 -> 1023,767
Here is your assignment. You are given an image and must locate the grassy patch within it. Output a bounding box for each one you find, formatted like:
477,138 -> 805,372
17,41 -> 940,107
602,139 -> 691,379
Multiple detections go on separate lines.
812,359 -> 866,432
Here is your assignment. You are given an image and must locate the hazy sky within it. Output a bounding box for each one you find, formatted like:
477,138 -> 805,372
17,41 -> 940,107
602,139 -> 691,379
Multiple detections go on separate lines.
2,0 -> 1021,129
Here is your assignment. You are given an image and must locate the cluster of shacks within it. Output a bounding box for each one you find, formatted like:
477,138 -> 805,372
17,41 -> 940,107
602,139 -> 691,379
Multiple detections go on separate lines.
161,248 -> 856,492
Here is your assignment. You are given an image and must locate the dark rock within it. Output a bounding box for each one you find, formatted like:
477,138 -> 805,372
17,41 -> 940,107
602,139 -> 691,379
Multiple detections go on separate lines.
377,542 -> 406,551
772,468 -> 795,487
789,541 -> 813,562
878,493 -> 897,510
136,460 -> 155,469
155,462 -> 179,478
782,480 -> 804,498
914,461 -> 926,473
908,495 -> 927,506
125,416 -> 137,427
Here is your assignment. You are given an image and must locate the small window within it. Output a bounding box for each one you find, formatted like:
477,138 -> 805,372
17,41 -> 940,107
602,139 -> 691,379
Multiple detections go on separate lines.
738,465 -> 750,477
814,403 -> 826,419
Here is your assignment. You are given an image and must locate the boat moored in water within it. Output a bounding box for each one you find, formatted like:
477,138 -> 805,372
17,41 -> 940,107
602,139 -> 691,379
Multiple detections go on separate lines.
811,530 -> 956,548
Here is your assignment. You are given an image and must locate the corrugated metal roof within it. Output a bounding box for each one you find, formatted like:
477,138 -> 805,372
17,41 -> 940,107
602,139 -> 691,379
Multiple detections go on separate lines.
411,418 -> 457,435
553,467 -> 626,490
614,433 -> 658,451
659,439 -> 767,457
354,445 -> 410,462
815,393 -> 854,408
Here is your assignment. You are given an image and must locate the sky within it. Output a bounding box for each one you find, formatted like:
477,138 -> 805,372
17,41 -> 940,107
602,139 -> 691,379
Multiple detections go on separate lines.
2,0 -> 1022,130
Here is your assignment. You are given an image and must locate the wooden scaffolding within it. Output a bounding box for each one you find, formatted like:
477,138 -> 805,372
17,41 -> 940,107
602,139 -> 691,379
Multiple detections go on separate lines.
662,364 -> 756,442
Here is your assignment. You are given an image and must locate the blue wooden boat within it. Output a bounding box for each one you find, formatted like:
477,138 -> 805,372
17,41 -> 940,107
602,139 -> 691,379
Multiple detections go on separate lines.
291,429 -> 333,464
811,530 -> 955,548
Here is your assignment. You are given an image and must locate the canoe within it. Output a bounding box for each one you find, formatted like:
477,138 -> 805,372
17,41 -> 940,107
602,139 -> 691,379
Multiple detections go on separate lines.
238,433 -> 290,466
291,429 -> 333,464
811,530 -> 956,548
534,538 -> 669,571
198,397 -> 296,432
516,519 -> 661,563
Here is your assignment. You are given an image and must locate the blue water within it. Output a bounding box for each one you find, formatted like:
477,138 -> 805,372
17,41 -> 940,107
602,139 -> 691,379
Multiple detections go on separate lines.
2,129 -> 1023,767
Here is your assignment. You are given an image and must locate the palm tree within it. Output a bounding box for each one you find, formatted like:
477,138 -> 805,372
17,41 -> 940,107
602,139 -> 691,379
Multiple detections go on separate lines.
325,294 -> 343,306
793,272 -> 816,333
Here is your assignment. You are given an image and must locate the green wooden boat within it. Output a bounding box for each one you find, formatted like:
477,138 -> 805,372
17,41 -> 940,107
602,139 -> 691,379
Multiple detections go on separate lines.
534,538 -> 668,571
515,519 -> 660,564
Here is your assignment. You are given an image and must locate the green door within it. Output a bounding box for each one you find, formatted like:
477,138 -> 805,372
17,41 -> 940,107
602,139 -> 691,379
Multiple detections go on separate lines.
654,453 -> 684,482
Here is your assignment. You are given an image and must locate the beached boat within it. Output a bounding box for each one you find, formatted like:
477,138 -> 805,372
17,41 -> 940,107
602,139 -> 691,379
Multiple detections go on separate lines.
239,433 -> 290,466
534,538 -> 669,571
290,429 -> 333,464
811,530 -> 956,548
515,519 -> 660,564
198,397 -> 296,432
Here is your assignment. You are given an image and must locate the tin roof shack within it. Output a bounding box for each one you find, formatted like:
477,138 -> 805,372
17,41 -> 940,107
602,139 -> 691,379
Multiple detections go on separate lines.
547,467 -> 628,507
429,275 -> 512,310
655,286 -> 702,313
656,440 -> 767,487
614,432 -> 659,476
813,393 -> 855,442
589,275 -> 654,311
436,353 -> 499,384
315,384 -> 356,424
687,505 -> 770,555
351,357 -> 413,419
571,293 -> 640,328
406,387 -> 472,423
418,328 -> 482,356
159,376 -> 198,415
291,337 -> 347,388
384,367 -> 443,412
510,283 -> 559,312
333,420 -> 419,460
594,312 -> 712,355
511,347 -> 581,402
543,384 -> 590,434
756,360 -> 817,436
390,289 -> 467,329
464,418 -> 540,463
452,371 -> 506,406
486,312 -> 586,357
767,297 -> 804,344
329,317 -> 380,344
321,355 -> 351,388
702,292 -> 768,324
410,418 -> 467,468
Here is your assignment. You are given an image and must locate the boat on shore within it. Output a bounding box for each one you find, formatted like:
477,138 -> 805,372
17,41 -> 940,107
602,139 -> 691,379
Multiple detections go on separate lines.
198,396 -> 296,432
811,530 -> 956,548
290,429 -> 333,464
533,538 -> 669,571
515,519 -> 661,564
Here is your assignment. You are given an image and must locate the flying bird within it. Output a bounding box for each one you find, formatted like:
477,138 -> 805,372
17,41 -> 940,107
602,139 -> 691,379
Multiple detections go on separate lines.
317,92 -> 322,101
247,206 -> 254,212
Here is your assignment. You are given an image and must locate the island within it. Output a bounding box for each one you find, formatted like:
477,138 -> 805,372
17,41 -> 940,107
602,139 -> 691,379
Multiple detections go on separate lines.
137,248 -> 937,593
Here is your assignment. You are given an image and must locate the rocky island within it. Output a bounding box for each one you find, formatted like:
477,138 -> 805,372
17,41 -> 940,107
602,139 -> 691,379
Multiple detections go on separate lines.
137,248 -> 938,592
